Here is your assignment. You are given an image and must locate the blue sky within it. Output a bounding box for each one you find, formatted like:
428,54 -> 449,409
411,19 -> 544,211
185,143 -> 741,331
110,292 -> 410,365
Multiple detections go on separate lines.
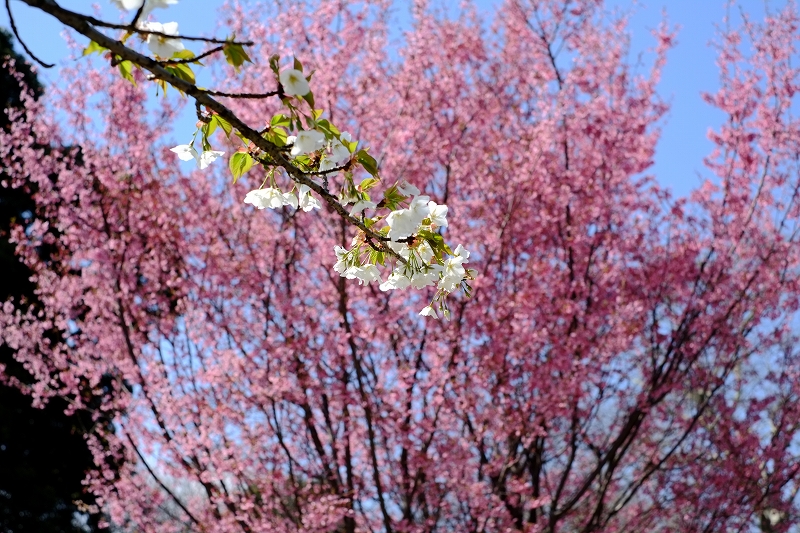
1,0 -> 787,197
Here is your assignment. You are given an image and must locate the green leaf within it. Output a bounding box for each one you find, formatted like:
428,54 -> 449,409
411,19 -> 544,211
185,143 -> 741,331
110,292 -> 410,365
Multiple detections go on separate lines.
165,63 -> 196,85
293,57 -> 304,72
229,152 -> 255,183
270,113 -> 292,128
356,150 -> 379,177
294,155 -> 311,166
118,60 -> 136,85
369,249 -> 386,266
417,229 -> 442,244
382,185 -> 406,211
211,115 -> 233,137
302,90 -> 315,109
316,119 -> 340,137
83,41 -> 106,56
203,119 -> 217,138
264,127 -> 288,147
223,42 -> 252,72
155,78 -> 168,97
172,49 -> 195,60
359,177 -> 380,191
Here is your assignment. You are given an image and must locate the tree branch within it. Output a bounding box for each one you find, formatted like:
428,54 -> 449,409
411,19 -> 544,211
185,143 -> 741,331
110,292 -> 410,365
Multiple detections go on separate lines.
18,0 -> 407,265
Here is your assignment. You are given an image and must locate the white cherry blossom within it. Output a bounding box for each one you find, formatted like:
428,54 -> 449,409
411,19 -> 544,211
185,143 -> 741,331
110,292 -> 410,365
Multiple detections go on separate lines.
111,0 -> 145,10
438,274 -> 461,293
282,192 -> 299,209
397,181 -> 420,197
409,195 -> 431,219
318,158 -> 338,172
416,241 -> 435,263
419,305 -> 438,319
290,130 -> 325,157
197,150 -> 224,170
428,201 -> 448,227
244,188 -> 285,210
386,195 -> 431,241
410,267 -> 442,289
437,244 -> 470,292
297,184 -> 321,212
350,200 -> 377,216
279,68 -> 311,97
141,21 -> 184,58
387,241 -> 412,259
111,0 -> 177,17
329,139 -> 351,163
170,144 -> 197,162
171,145 -> 223,169
379,272 -> 412,292
319,135 -> 352,171
333,246 -> 349,274
344,265 -> 382,285
386,209 -> 418,241
453,244 -> 470,262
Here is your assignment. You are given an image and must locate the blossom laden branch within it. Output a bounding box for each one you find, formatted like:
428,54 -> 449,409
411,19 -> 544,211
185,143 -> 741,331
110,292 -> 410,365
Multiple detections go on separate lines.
16,0 -> 476,318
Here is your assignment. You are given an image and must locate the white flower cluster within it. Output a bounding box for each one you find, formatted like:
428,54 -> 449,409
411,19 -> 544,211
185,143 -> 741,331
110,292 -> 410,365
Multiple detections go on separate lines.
170,144 -> 224,169
378,242 -> 471,295
243,184 -> 322,212
286,130 -> 352,173
158,44 -> 474,321
111,0 -> 184,58
330,182 -> 473,320
241,128 -> 353,212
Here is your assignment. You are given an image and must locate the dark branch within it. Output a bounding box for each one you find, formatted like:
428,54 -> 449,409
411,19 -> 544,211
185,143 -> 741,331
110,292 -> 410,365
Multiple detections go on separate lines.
200,88 -> 280,99
5,0 -> 54,68
129,3 -> 145,29
18,0 -> 407,265
156,45 -> 224,65
126,433 -> 204,528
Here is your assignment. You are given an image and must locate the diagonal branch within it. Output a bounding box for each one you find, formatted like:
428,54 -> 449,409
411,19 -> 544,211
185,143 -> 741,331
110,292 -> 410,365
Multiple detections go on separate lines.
18,0 -> 406,265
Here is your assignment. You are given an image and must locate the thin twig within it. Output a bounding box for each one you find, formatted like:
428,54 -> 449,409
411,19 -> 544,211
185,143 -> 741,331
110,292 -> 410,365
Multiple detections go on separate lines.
67,10 -> 253,45
200,89 -> 280,99
126,433 -> 204,529
156,45 -> 224,65
4,0 -> 54,68
303,163 -> 351,176
129,3 -> 145,29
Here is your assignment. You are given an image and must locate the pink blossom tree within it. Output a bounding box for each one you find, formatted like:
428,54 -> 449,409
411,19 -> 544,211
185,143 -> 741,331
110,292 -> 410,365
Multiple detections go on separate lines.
3,0 -> 800,531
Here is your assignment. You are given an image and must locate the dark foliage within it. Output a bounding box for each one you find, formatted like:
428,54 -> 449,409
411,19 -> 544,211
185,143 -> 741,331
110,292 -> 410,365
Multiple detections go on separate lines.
0,28 -> 102,533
